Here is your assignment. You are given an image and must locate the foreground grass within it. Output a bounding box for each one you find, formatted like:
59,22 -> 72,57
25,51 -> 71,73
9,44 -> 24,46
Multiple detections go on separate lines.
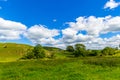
0,57 -> 120,80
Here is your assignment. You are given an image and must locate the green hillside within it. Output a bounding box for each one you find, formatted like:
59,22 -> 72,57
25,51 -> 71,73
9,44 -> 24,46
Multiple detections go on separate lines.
0,43 -> 66,62
0,43 -> 33,62
43,46 -> 68,59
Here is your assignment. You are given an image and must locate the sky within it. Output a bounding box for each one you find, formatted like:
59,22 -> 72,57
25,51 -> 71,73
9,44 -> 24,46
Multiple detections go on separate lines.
0,0 -> 120,49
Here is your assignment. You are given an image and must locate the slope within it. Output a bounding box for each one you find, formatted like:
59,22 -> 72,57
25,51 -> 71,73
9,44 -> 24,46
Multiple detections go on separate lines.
0,43 -> 33,62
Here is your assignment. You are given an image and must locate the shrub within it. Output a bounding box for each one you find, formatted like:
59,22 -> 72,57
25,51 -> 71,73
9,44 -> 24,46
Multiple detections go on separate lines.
66,46 -> 74,52
89,50 -> 101,56
22,44 -> 46,59
33,44 -> 45,58
25,51 -> 35,59
49,53 -> 56,59
101,47 -> 115,56
73,44 -> 87,57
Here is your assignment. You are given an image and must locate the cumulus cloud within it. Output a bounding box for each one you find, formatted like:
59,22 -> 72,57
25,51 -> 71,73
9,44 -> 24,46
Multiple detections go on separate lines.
0,18 -> 27,40
61,16 -> 120,49
104,0 -> 120,9
24,16 -> 120,49
10,15 -> 119,49
24,25 -> 60,46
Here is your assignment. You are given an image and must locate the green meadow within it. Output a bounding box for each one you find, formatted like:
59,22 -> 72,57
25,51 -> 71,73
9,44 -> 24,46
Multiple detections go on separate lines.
1,57 -> 120,80
0,43 -> 120,80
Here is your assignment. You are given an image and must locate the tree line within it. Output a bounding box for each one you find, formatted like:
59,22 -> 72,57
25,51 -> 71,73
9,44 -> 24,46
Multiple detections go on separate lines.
66,44 -> 117,57
22,43 -> 118,59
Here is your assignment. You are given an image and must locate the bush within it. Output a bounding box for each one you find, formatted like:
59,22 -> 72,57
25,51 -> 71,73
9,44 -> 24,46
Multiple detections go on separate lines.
73,44 -> 87,57
25,51 -> 35,59
66,46 -> 74,52
33,44 -> 45,58
49,53 -> 56,59
22,44 -> 46,59
89,50 -> 101,56
101,47 -> 115,56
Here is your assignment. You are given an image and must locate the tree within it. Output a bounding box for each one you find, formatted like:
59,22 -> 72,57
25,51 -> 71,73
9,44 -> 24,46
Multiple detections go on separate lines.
101,47 -> 115,56
22,44 -> 45,59
75,44 -> 86,50
89,50 -> 101,56
25,50 -> 35,59
66,45 -> 74,52
74,44 -> 86,57
21,48 -> 35,59
33,44 -> 45,58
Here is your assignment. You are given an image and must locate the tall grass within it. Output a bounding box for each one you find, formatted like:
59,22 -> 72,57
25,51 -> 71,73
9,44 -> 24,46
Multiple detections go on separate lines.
83,57 -> 120,67
0,57 -> 120,80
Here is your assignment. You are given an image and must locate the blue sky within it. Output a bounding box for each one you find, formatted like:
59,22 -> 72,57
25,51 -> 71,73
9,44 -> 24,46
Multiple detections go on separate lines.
1,0 -> 120,27
0,0 -> 120,49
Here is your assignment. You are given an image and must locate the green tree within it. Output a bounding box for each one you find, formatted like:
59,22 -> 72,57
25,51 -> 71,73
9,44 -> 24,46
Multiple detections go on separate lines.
22,44 -> 46,59
33,44 -> 45,58
66,45 -> 74,52
74,44 -> 86,57
90,50 -> 101,56
25,50 -> 35,59
21,48 -> 35,59
102,47 -> 115,56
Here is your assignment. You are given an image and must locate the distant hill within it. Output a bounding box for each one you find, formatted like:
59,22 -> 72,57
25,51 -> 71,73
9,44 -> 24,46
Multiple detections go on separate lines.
0,43 -> 33,62
43,46 -> 62,51
43,46 -> 68,59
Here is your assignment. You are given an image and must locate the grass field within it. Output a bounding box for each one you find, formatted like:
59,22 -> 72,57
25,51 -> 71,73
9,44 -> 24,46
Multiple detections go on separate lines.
0,43 -> 32,62
0,43 -> 120,80
0,57 -> 120,80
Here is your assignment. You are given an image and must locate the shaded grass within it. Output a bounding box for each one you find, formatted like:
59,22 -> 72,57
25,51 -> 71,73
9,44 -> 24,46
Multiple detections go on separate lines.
0,57 -> 120,80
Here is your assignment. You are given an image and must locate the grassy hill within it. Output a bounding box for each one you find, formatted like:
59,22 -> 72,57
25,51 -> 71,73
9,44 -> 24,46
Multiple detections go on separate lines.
43,46 -> 68,59
0,43 -> 66,62
0,43 -> 33,62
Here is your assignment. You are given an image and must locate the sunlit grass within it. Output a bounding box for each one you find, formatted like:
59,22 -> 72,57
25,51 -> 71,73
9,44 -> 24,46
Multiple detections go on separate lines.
0,43 -> 32,62
0,57 -> 120,80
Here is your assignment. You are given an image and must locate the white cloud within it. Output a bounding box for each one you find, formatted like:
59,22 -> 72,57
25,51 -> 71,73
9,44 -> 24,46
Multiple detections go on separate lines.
24,16 -> 120,49
61,16 -> 120,49
104,34 -> 120,46
0,18 -> 27,40
104,16 -> 120,32
104,0 -> 120,9
24,25 -> 60,46
12,15 -> 120,50
53,19 -> 57,22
